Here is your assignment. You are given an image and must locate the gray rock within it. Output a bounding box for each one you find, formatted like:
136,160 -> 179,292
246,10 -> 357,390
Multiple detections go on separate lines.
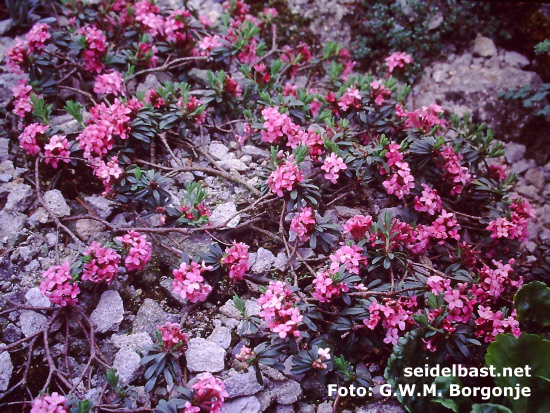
473,36 -> 497,58
0,210 -> 26,246
207,325 -> 232,349
335,205 -> 362,218
220,299 -> 242,319
242,145 -> 268,160
537,205 -> 550,225
275,405 -> 294,413
113,346 -> 142,383
0,138 -> 8,163
50,114 -> 81,134
0,72 -> 25,106
356,401 -> 406,413
133,299 -> 178,337
160,277 -> 186,305
137,74 -> 162,94
2,324 -> 22,343
503,51 -> 530,69
44,189 -> 71,217
25,287 -> 51,307
76,219 -> 106,241
0,19 -> 13,36
298,403 -> 316,413
20,310 -> 48,337
111,332 -> 153,351
4,183 -> 33,212
271,379 -> 303,404
84,195 -> 114,219
0,351 -> 13,391
185,338 -> 226,372
505,142 -> 527,164
511,159 -> 536,175
224,367 -> 264,398
525,167 -> 545,190
516,185 -> 538,199
251,248 -> 275,274
209,142 -> 231,161
317,402 -> 333,413
209,202 -> 240,228
91,290 -> 124,333
274,252 -> 289,271
45,232 -> 57,247
222,396 -> 261,413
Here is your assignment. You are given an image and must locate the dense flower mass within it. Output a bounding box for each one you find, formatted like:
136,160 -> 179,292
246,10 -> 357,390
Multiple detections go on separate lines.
258,281 -> 302,338
82,242 -> 121,284
190,373 -> 228,413
487,198 -> 536,242
158,322 -> 188,352
78,26 -> 108,73
116,231 -> 153,271
26,23 -> 51,52
321,152 -> 347,183
30,392 -> 68,413
414,183 -> 442,215
312,269 -> 349,302
40,262 -> 80,306
267,158 -> 304,197
329,244 -> 366,274
19,123 -> 48,156
222,242 -> 250,281
44,135 -> 71,168
93,71 -> 126,96
6,39 -> 29,74
343,214 -> 373,240
172,261 -> 213,303
364,298 -> 416,345
385,51 -> 413,73
290,207 -> 316,242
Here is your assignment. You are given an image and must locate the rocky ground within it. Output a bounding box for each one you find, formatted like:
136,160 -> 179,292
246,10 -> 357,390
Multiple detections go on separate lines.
1,1 -> 550,413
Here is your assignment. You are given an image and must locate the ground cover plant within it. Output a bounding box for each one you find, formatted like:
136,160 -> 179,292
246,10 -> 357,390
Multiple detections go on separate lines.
0,0 -> 548,412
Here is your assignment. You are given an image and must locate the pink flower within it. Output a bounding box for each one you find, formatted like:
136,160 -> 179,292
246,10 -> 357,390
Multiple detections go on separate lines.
401,104 -> 446,131
312,269 -> 349,302
40,262 -> 80,307
158,322 -> 188,352
290,207 -> 316,242
236,345 -> 255,362
19,123 -> 48,156
414,184 -> 442,215
31,392 -> 68,413
343,215 -> 373,240
91,156 -> 123,194
488,198 -> 535,243
321,152 -> 347,184
6,39 -> 29,74
82,241 -> 121,284
197,35 -> 222,55
191,373 -> 229,413
370,81 -> 391,105
44,135 -> 71,168
78,26 -> 107,73
338,86 -> 361,111
440,145 -> 473,195
364,298 -> 415,345
329,244 -> 366,275
444,289 -> 464,310
267,158 -> 304,197
258,281 -> 302,338
385,52 -> 413,73
172,261 -> 213,303
116,231 -> 152,271
12,79 -> 33,118
26,23 -> 51,52
382,161 -> 415,199
428,209 -> 460,243
222,242 -> 250,282
94,71 -> 126,96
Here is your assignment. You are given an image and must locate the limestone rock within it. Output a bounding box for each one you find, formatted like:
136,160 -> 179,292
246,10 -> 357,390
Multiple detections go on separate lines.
25,287 -> 51,307
44,189 -> 71,217
91,290 -> 124,333
222,396 -> 261,413
473,36 -> 497,58
271,379 -> 303,404
133,299 -> 178,337
224,367 -> 264,398
185,338 -> 226,373
207,325 -> 232,349
113,347 -> 142,384
0,351 -> 13,391
20,310 -> 48,337
209,202 -> 240,228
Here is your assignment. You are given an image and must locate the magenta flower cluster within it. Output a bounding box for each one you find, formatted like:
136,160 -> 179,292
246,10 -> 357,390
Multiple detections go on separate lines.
258,281 -> 303,339
40,262 -> 80,307
30,392 -> 68,413
172,261 -> 213,303
116,231 -> 153,271
82,241 -> 121,284
222,242 -> 250,281
290,207 -> 316,242
158,322 -> 189,353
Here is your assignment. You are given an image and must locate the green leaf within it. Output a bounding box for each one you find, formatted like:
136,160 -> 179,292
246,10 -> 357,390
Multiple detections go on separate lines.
485,333 -> 550,412
514,281 -> 550,330
470,404 -> 513,413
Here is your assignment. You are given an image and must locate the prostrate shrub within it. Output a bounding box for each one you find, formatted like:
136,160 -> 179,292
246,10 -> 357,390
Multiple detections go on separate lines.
0,0 -> 541,412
